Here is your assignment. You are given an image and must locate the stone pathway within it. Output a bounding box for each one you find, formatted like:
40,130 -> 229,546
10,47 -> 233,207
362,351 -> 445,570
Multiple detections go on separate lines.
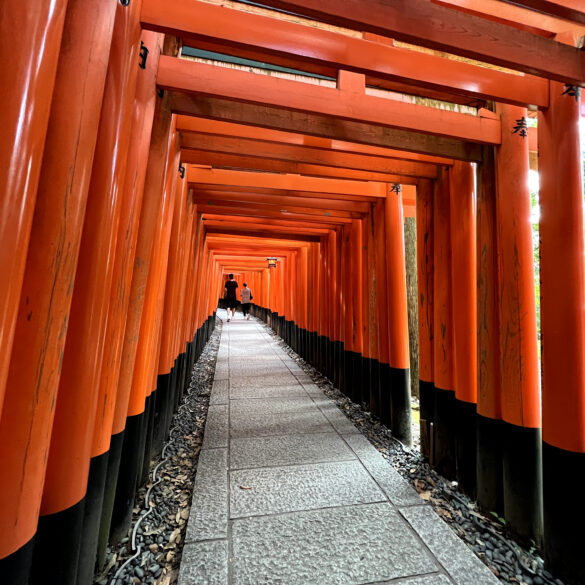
177,312 -> 501,585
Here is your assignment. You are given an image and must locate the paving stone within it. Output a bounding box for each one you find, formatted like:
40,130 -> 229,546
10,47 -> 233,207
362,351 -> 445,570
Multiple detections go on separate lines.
185,449 -> 228,542
313,398 -> 360,434
228,366 -> 292,379
230,384 -> 308,400
202,405 -> 228,449
232,503 -> 438,585
344,434 -> 423,507
230,432 -> 355,469
376,574 -> 453,585
230,373 -> 299,389
400,505 -> 502,585
230,397 -> 332,438
230,460 -> 386,517
209,380 -> 228,405
178,540 -> 228,585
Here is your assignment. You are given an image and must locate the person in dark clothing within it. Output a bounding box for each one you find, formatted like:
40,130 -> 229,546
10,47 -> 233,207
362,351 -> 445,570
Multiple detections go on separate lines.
224,274 -> 238,322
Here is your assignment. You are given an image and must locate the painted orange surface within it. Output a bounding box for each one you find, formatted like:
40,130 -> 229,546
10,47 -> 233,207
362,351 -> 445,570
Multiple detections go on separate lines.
495,104 -> 540,429
416,180 -> 434,383
142,0 -> 548,107
449,161 -> 477,404
385,187 -> 410,370
114,99 -> 174,428
158,57 -> 502,144
41,0 -> 144,515
539,81 -> 585,452
0,0 -> 117,556
432,169 -> 454,391
0,0 -> 67,420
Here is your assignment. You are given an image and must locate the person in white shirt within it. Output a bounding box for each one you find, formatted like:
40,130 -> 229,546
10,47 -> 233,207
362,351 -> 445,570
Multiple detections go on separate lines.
240,283 -> 253,320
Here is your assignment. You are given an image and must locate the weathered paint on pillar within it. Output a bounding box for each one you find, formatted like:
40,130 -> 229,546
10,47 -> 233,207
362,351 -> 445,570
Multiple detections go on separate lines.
539,73 -> 585,583
0,0 -> 68,416
496,103 -> 542,544
385,185 -> 412,446
0,0 -> 116,579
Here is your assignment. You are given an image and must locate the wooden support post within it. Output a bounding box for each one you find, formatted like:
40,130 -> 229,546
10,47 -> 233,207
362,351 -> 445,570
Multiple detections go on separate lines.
496,103 -> 543,544
374,201 -> 391,428
385,185 -> 412,446
449,161 -> 478,497
476,145 -> 504,516
539,78 -> 585,584
32,2 -> 142,582
350,220 -> 364,404
432,167 -> 455,476
108,110 -> 175,543
0,0 -> 67,418
416,179 -> 434,460
0,1 -> 116,580
366,211 -> 381,414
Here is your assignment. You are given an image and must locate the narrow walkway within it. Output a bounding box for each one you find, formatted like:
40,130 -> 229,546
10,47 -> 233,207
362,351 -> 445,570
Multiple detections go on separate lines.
178,312 -> 501,585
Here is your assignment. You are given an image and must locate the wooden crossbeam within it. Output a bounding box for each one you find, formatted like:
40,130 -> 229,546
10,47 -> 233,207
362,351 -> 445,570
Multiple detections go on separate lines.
181,151 -> 421,184
500,0 -> 585,24
176,116 -> 453,165
181,133 -> 438,178
141,0 -> 549,106
187,167 -> 387,197
249,0 -> 585,84
158,57 -> 501,144
170,92 -> 483,161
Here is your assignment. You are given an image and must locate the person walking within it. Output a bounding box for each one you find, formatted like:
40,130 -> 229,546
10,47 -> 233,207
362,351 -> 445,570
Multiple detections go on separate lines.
224,274 -> 238,322
240,282 -> 253,320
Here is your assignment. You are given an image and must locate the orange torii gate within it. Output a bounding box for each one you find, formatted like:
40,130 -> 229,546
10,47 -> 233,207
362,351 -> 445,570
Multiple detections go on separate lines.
1,1 -> 585,585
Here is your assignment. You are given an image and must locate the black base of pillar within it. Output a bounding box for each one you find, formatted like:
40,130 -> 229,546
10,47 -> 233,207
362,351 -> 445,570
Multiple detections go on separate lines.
369,358 -> 380,417
110,412 -> 145,543
502,422 -> 543,545
0,535 -> 35,585
97,429 -> 125,568
361,357 -> 373,410
476,414 -> 504,517
379,362 -> 392,428
152,372 -> 171,457
433,386 -> 456,479
333,340 -> 343,388
419,379 -> 435,461
543,440 -> 585,585
30,498 -> 85,585
77,450 -> 110,585
139,392 -> 156,486
454,399 -> 477,498
390,367 -> 412,446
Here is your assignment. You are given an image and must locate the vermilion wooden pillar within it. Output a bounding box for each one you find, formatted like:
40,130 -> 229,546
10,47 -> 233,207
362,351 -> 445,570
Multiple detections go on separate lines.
432,167 -> 455,476
360,218 -> 372,409
350,220 -> 364,404
476,145 -> 504,516
102,89 -> 172,553
374,201 -> 391,427
365,212 -> 381,415
449,161 -> 478,496
109,118 -> 176,544
0,0 -> 68,417
539,77 -> 585,584
385,185 -> 412,446
0,1 -> 116,581
79,7 -> 148,583
32,2 -> 143,582
416,179 -> 434,459
496,103 -> 542,544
